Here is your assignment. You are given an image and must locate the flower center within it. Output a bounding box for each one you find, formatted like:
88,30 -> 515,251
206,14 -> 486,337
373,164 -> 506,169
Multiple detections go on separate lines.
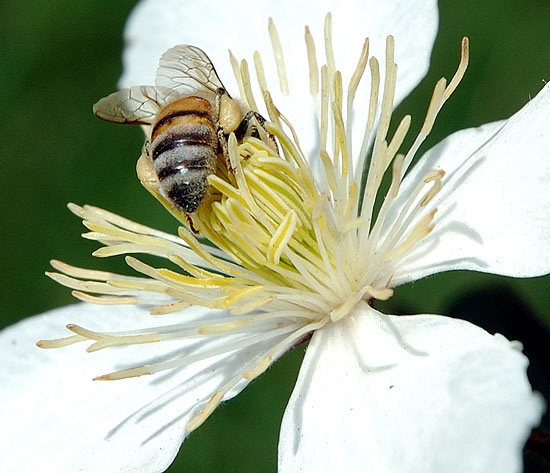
38,14 -> 468,431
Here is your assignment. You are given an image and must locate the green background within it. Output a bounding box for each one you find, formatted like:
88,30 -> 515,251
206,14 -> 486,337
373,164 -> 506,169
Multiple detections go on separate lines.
1,1 -> 549,471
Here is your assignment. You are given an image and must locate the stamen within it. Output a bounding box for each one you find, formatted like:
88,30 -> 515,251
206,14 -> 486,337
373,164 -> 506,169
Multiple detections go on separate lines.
228,50 -> 246,101
238,59 -> 259,111
319,65 -> 331,153
356,56 -> 380,175
360,36 -> 397,234
347,38 -> 370,155
149,300 -> 192,315
401,37 -> 469,174
37,334 -> 86,349
230,296 -> 274,315
323,13 -> 335,87
444,37 -> 469,100
49,259 -> 114,281
386,115 -> 411,162
375,168 -> 443,259
68,324 -> 162,353
243,355 -> 272,379
71,291 -> 141,306
331,295 -> 363,322
267,210 -> 298,264
185,316 -> 327,432
186,391 -> 224,432
332,94 -> 351,193
304,26 -> 319,95
253,51 -> 269,96
268,18 -> 289,95
43,18 -> 470,434
419,172 -> 445,206
319,149 -> 338,195
364,286 -> 394,301
385,209 -> 437,262
197,318 -> 251,335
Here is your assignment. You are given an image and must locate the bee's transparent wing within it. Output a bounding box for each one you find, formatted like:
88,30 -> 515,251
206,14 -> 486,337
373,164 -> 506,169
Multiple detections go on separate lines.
93,85 -> 179,124
155,45 -> 227,97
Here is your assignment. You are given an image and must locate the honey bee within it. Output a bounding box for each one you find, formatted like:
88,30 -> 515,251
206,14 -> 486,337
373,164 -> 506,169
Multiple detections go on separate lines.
93,44 -> 272,213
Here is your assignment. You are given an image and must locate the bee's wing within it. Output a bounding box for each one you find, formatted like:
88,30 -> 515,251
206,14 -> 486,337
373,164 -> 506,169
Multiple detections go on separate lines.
93,85 -> 179,124
155,45 -> 228,97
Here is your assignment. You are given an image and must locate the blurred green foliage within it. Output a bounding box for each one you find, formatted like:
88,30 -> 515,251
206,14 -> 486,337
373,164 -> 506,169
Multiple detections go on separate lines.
1,0 -> 549,471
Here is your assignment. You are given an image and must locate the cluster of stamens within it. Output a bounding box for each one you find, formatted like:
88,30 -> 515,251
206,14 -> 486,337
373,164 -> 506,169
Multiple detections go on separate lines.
38,14 -> 469,431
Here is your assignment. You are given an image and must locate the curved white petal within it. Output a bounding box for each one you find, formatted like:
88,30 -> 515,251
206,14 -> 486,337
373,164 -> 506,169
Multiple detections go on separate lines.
387,82 -> 550,284
279,303 -> 542,473
0,303 -> 284,473
121,0 -> 437,99
119,0 -> 437,163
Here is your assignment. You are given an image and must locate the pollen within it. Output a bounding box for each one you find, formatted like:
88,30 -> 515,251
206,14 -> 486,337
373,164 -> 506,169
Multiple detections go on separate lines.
39,14 -> 469,432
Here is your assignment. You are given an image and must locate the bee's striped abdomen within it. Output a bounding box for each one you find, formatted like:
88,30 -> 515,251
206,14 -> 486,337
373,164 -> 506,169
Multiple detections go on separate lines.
149,96 -> 218,213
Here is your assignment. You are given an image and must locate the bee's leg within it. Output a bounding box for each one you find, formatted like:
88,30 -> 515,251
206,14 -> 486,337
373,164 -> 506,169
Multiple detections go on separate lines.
185,214 -> 200,234
234,111 -> 279,153
217,128 -> 234,174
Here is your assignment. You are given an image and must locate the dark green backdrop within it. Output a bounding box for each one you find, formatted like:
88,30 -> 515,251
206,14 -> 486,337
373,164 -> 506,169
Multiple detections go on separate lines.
1,1 -> 549,471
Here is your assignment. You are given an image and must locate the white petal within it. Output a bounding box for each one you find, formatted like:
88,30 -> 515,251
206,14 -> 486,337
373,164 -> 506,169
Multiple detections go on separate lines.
279,303 -> 542,473
119,0 -> 437,163
389,82 -> 550,284
121,0 -> 437,99
0,303 -> 283,473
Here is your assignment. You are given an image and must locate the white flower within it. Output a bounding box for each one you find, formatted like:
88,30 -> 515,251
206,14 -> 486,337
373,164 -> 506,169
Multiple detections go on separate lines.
1,1 -> 549,473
